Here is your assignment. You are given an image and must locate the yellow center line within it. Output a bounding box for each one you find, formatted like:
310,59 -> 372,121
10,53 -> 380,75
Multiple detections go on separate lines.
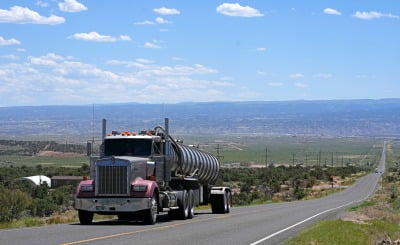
59,215 -> 230,245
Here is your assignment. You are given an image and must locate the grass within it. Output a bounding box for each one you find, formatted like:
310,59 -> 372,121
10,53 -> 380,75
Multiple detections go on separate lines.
0,210 -> 117,230
284,219 -> 400,245
348,200 -> 375,212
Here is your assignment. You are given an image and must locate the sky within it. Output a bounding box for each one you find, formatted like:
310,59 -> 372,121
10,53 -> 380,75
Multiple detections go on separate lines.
0,0 -> 399,106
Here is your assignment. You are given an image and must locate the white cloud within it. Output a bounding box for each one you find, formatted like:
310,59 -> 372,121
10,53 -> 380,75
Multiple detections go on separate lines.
35,1 -> 49,8
136,58 -> 154,64
30,58 -> 58,66
59,0 -> 88,13
288,73 -> 304,79
17,48 -> 26,52
323,8 -> 341,16
153,7 -> 180,15
144,41 -> 161,49
172,57 -> 183,61
294,82 -> 307,88
314,73 -> 333,79
134,20 -> 155,25
257,71 -> 266,76
256,47 -> 267,52
220,76 -> 234,81
155,17 -> 172,24
107,59 -> 218,77
216,3 -> 263,17
0,6 -> 65,25
353,11 -> 400,20
0,36 -> 21,46
0,54 -> 19,60
0,54 -> 230,105
106,60 -> 150,69
160,29 -> 169,32
137,64 -> 218,77
69,32 -> 131,42
119,35 -> 131,41
355,74 -> 377,79
268,82 -> 283,87
28,53 -> 64,66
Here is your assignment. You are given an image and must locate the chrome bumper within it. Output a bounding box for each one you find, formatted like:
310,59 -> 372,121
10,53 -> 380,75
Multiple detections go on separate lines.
75,197 -> 151,213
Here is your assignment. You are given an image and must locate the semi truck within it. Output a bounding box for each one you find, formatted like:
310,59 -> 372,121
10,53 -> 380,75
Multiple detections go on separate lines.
75,118 -> 231,225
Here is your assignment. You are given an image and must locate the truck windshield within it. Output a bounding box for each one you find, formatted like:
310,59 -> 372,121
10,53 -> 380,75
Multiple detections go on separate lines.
104,139 -> 152,157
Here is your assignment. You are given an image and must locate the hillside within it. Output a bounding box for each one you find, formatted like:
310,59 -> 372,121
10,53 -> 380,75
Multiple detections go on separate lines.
0,99 -> 399,137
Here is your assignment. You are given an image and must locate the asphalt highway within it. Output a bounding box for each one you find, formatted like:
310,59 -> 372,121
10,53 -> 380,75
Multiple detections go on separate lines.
0,144 -> 386,245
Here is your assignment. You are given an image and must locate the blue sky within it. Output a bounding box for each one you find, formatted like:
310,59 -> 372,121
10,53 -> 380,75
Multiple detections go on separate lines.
0,0 -> 399,106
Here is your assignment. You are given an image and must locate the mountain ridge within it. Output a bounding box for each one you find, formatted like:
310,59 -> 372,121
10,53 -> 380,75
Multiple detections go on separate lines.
0,99 -> 399,137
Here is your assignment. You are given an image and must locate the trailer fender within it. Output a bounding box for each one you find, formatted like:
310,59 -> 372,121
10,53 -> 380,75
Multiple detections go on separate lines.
210,187 -> 230,195
131,178 -> 158,198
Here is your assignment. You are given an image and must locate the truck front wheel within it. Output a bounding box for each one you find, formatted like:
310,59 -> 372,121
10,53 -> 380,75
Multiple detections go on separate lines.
144,194 -> 158,225
78,210 -> 93,225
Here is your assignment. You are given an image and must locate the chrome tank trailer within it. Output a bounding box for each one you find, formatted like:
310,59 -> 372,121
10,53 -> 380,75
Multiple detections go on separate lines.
170,143 -> 220,185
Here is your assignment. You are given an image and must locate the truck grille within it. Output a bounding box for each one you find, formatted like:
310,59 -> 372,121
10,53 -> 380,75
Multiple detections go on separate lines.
97,165 -> 129,196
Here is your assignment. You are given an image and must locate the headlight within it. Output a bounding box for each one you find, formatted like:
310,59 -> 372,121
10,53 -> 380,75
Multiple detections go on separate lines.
80,185 -> 94,192
132,185 -> 147,192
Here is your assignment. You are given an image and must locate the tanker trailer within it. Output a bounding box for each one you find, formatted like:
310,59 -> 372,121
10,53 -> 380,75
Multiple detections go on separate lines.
75,118 -> 231,225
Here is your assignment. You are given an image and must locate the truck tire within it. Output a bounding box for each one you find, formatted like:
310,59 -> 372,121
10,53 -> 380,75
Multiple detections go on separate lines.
78,210 -> 93,225
211,194 -> 226,214
188,190 -> 195,219
144,194 -> 158,225
177,190 -> 189,220
225,191 -> 231,213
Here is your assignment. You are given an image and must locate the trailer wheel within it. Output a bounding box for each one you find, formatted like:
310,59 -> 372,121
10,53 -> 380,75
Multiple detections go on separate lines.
211,194 -> 226,214
177,190 -> 189,220
144,194 -> 158,225
78,210 -> 93,225
225,191 -> 231,213
188,190 -> 195,219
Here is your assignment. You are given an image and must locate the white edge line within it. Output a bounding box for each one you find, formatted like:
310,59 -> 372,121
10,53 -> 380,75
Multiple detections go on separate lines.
248,201 -> 354,245
250,172 -> 382,245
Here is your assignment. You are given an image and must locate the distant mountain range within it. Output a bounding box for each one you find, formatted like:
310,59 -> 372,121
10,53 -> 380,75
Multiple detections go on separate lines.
0,99 -> 400,137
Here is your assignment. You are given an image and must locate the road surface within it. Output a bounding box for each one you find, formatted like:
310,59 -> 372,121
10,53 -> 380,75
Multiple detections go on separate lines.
0,144 -> 386,245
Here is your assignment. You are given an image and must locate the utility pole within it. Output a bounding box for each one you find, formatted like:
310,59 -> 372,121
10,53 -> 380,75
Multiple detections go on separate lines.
215,144 -> 224,162
265,147 -> 268,168
318,151 -> 322,166
331,152 -> 334,167
336,152 -> 339,167
305,152 -> 308,166
292,152 -> 295,166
